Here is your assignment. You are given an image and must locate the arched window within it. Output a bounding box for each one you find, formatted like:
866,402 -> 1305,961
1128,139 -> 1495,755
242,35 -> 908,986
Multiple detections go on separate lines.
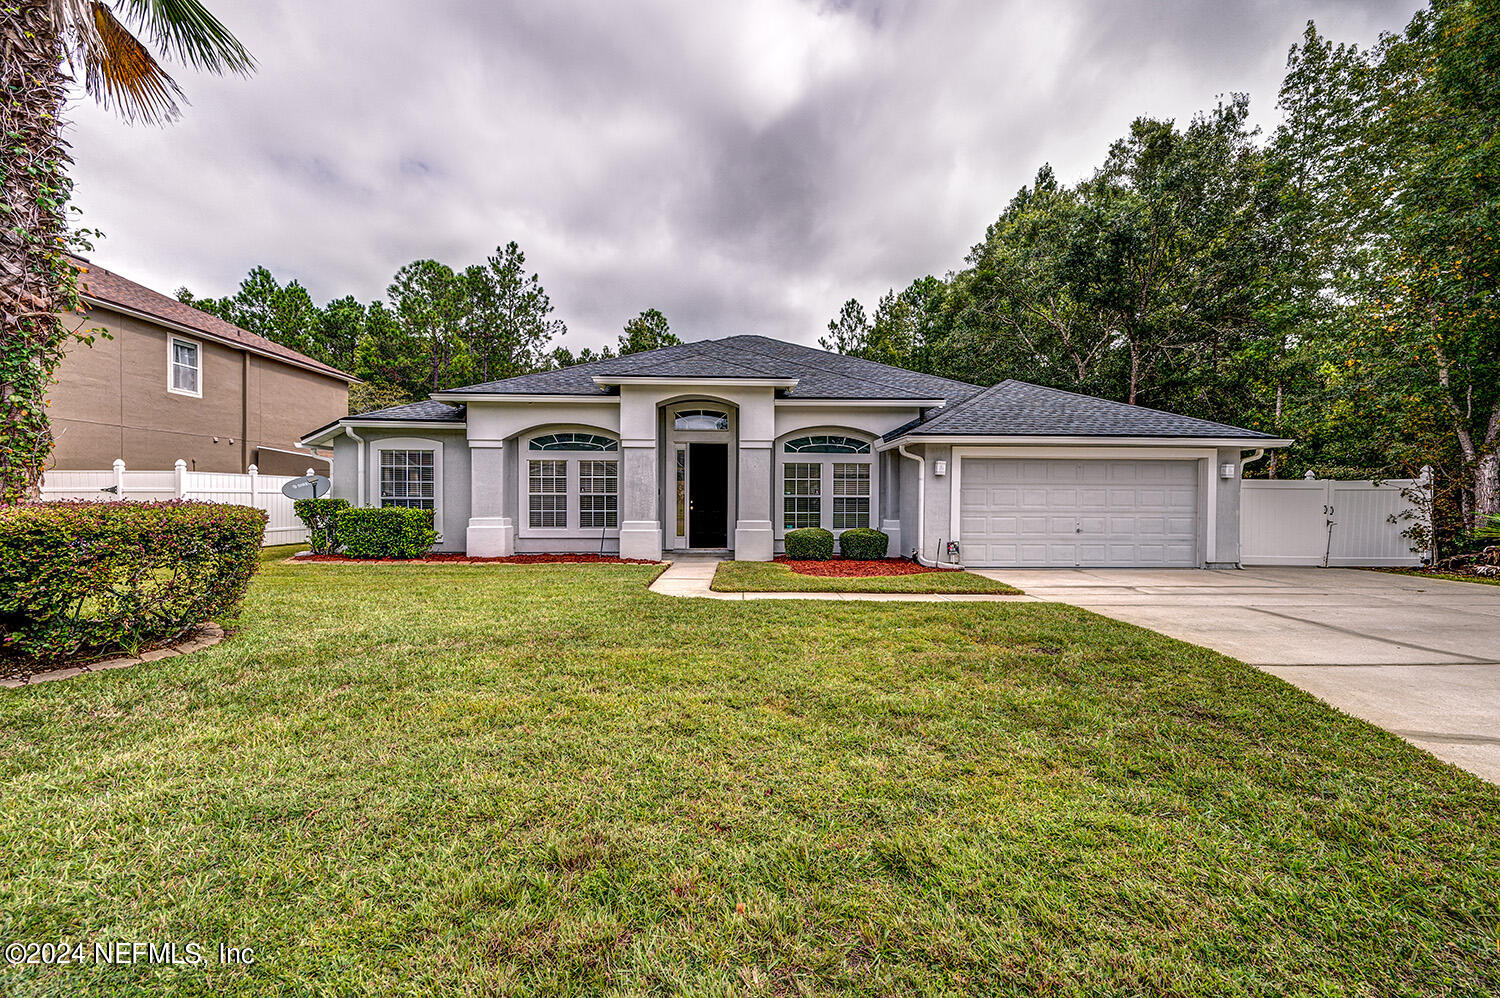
674,409 -> 729,431
529,432 -> 618,451
778,433 -> 875,535
783,435 -> 870,454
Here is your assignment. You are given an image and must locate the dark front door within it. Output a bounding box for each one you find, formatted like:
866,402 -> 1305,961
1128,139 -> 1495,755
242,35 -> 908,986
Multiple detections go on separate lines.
688,442 -> 728,548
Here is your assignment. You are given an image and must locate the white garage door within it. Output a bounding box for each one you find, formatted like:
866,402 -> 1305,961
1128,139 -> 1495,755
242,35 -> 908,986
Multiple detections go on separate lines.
959,458 -> 1199,567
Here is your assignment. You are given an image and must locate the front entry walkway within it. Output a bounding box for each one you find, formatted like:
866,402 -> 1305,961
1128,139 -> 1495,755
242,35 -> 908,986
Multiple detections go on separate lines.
650,559 -> 1034,602
974,567 -> 1500,784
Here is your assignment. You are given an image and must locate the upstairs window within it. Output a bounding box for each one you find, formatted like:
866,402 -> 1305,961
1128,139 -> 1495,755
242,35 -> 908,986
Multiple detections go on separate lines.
783,435 -> 869,454
674,409 -> 729,431
168,336 -> 201,396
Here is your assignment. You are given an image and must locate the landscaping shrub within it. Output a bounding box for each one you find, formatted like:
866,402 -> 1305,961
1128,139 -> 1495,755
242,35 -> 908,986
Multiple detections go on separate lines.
293,496 -> 350,554
838,527 -> 889,560
0,501 -> 266,665
333,506 -> 437,559
784,527 -> 834,561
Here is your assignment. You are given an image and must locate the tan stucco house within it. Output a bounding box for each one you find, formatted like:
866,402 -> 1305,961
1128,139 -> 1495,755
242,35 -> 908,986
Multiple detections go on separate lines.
300,335 -> 1290,568
49,260 -> 354,476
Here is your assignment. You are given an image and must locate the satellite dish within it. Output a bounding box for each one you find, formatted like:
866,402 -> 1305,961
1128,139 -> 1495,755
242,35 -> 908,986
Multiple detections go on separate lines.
281,473 -> 331,500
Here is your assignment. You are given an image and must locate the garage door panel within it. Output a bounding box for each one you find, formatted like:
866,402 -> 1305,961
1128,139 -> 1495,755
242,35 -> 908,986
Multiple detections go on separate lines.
960,458 -> 1199,568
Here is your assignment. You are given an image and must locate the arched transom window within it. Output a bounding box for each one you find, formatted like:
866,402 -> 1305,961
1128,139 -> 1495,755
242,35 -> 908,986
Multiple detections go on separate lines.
674,409 -> 729,431
780,434 -> 874,534
783,434 -> 870,454
529,432 -> 618,451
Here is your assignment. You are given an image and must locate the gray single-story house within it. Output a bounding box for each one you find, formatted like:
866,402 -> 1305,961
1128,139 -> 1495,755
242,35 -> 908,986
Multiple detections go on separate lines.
299,335 -> 1289,568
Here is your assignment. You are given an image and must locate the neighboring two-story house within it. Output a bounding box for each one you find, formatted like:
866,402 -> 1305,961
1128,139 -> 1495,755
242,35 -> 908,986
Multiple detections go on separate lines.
49,260 -> 353,476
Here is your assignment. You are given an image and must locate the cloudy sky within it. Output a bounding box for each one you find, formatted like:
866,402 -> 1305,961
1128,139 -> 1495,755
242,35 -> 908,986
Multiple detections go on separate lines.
69,0 -> 1415,353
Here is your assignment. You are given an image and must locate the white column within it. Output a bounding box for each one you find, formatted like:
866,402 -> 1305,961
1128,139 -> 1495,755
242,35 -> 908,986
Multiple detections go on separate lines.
617,386 -> 662,560
733,440 -> 774,560
465,441 -> 514,557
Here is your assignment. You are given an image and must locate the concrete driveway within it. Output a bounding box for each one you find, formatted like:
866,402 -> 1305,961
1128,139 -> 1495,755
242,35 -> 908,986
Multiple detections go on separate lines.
975,566 -> 1500,783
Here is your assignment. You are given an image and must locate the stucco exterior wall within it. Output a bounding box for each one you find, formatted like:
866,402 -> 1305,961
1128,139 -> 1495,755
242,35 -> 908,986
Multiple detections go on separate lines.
328,427 -> 470,552
48,304 -> 347,473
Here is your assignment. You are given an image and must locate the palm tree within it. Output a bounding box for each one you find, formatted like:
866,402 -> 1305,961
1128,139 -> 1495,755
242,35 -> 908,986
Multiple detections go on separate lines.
0,1 -> 253,502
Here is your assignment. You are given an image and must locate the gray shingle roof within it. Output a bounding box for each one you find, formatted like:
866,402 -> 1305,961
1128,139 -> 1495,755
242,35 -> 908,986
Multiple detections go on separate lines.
885,380 -> 1277,440
438,335 -> 980,403
301,400 -> 465,443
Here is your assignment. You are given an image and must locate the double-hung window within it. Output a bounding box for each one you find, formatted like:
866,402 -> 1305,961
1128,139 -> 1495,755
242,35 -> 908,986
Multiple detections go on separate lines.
380,449 -> 435,509
832,463 -> 871,529
783,463 -> 821,529
168,336 -> 201,396
579,460 -> 618,529
528,460 -> 568,528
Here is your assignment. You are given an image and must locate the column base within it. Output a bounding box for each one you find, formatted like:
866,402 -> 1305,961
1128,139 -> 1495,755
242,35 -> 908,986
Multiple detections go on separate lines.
466,516 -> 515,557
619,520 -> 663,561
880,519 -> 902,559
733,520 -> 774,561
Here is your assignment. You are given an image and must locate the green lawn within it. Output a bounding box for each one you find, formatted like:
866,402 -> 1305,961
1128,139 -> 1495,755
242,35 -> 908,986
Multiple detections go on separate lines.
1,551 -> 1497,996
1371,566 -> 1500,587
712,560 -> 1021,594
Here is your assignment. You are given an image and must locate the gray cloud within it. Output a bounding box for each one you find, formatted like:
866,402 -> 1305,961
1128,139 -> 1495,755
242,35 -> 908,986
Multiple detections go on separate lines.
67,0 -> 1415,354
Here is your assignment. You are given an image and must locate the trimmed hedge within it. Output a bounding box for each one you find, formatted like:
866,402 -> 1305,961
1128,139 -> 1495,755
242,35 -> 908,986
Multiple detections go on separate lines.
785,527 -> 834,561
0,501 -> 266,664
838,528 -> 889,560
293,496 -> 350,554
333,506 -> 437,559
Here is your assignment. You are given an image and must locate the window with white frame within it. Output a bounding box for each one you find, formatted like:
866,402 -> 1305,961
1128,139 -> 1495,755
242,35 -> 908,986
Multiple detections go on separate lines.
780,434 -> 874,534
832,463 -> 871,529
380,449 -> 435,509
783,462 -> 821,529
168,336 -> 200,396
579,460 -> 618,528
674,409 -> 729,431
528,460 -> 567,528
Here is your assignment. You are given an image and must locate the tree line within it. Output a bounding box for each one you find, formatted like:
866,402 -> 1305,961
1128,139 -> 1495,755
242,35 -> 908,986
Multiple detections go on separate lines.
176,242 -> 680,413
820,0 -> 1498,538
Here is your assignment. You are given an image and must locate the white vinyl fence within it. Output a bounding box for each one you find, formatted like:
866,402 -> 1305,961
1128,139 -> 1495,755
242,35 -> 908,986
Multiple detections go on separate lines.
1241,474 -> 1430,567
41,459 -> 311,546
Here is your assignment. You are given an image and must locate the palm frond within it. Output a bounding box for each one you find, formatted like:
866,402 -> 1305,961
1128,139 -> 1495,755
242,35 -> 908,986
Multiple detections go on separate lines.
117,0 -> 255,76
85,2 -> 186,124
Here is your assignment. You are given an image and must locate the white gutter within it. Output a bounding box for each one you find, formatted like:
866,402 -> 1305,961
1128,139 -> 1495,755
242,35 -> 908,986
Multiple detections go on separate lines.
345,426 -> 365,506
1241,448 -> 1267,470
897,444 -> 934,566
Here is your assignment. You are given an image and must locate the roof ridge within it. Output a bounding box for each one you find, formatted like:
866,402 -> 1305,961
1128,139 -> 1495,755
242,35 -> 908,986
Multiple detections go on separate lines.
724,335 -> 980,398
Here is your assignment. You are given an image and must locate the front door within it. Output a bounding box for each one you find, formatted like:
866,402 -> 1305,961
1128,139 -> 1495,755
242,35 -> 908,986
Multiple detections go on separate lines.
687,443 -> 728,548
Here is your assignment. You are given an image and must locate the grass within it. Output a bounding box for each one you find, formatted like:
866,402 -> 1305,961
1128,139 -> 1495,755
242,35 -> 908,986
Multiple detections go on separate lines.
712,560 -> 1021,594
1,551 -> 1497,996
1370,566 -> 1500,587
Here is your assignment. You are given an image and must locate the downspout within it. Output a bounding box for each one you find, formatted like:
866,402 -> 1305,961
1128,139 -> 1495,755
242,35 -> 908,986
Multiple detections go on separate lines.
897,444 -> 934,566
345,425 -> 365,506
1241,448 -> 1265,470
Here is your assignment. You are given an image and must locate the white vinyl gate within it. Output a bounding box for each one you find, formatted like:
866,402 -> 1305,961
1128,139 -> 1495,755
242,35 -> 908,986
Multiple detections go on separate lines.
1240,476 -> 1427,567
40,459 -> 311,546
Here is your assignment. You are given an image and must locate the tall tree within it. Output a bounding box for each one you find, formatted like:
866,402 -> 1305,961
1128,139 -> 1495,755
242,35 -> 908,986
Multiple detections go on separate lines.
617,308 -> 679,355
386,259 -> 471,393
0,0 -> 253,502
463,241 -> 564,382
819,299 -> 870,355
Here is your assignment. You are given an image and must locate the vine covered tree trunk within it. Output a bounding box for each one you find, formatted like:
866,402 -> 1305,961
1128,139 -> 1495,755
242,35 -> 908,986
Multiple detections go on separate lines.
1,1 -> 77,504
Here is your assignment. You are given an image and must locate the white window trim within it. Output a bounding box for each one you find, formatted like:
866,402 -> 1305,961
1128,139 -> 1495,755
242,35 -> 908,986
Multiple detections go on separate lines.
517,429 -> 622,539
774,429 -> 877,539
166,334 -> 202,398
368,437 -> 444,539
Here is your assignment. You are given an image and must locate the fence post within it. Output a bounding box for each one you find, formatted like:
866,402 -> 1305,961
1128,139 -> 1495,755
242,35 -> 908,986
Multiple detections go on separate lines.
247,463 -> 259,512
173,459 -> 187,499
112,458 -> 126,500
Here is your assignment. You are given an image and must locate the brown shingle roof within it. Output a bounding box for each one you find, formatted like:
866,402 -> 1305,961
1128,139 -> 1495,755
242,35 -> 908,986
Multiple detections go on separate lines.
74,259 -> 354,381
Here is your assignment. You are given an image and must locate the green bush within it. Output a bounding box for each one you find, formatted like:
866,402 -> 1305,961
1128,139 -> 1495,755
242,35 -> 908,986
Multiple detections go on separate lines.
838,527 -> 889,560
293,496 -> 349,554
334,506 -> 437,559
0,501 -> 266,665
784,527 -> 834,561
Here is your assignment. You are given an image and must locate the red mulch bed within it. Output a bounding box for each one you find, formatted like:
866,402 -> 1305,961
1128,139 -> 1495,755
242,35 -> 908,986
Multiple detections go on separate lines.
773,556 -> 944,577
297,553 -> 659,565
